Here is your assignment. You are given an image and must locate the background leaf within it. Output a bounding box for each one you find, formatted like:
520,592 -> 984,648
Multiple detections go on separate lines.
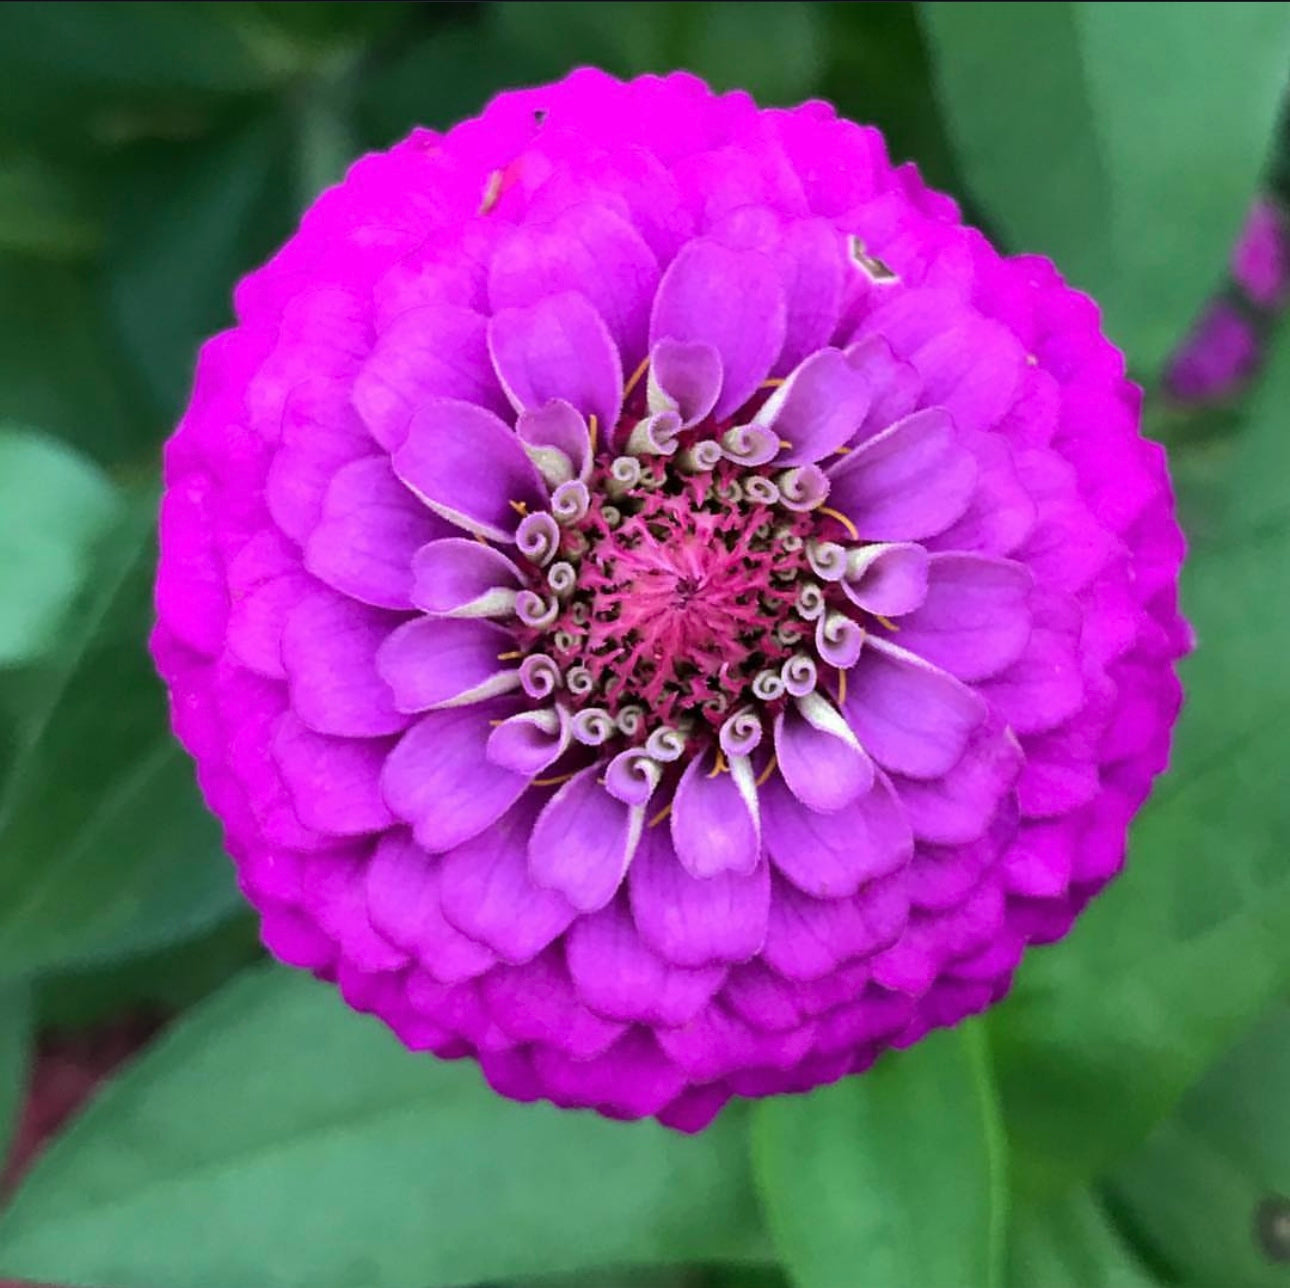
0,425 -> 120,667
990,328 -> 1290,1193
0,494 -> 239,981
1108,1003 -> 1290,1286
0,985 -> 30,1164
0,965 -> 768,1288
920,1 -> 1290,372
1008,1190 -> 1168,1288
752,1024 -> 1006,1288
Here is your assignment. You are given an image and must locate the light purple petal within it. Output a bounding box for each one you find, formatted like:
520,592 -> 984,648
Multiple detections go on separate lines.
488,203 -> 659,367
488,291 -> 623,431
381,701 -> 529,852
827,407 -> 977,541
774,693 -> 873,813
841,542 -> 930,617
528,765 -> 643,913
761,771 -> 913,898
438,797 -> 576,962
410,538 -> 523,618
894,552 -> 1033,682
649,238 -> 787,420
483,954 -> 627,1061
842,636 -> 987,778
646,338 -> 723,429
755,348 -> 870,465
566,898 -> 725,1027
305,456 -> 453,610
366,831 -> 497,982
391,398 -> 546,542
628,824 -> 770,968
377,617 -> 518,711
772,217 -> 848,375
516,399 -> 593,485
670,748 -> 760,878
353,305 -> 508,449
762,871 -> 910,982
894,720 -> 1023,845
272,713 -> 395,836
485,706 -> 570,777
282,590 -> 409,737
844,336 -> 921,442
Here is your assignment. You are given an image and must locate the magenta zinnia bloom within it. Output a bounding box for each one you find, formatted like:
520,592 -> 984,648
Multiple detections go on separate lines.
1164,300 -> 1259,403
154,70 -> 1188,1129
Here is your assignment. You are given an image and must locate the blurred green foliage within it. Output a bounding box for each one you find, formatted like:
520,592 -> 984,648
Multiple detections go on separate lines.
1,4 -> 1289,1287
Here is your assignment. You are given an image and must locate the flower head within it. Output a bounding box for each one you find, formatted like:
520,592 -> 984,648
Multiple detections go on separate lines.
154,70 -> 1188,1129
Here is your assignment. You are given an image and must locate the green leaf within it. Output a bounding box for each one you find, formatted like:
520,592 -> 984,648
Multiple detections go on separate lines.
0,253 -> 152,466
920,2 -> 1290,372
489,2 -> 823,105
1108,1003 -> 1290,1286
752,1024 -> 1006,1288
0,1 -> 278,151
0,985 -> 31,1164
0,426 -> 120,667
0,154 -> 101,258
990,330 -> 1290,1193
38,912 -> 263,1033
0,965 -> 767,1288
0,493 -> 240,980
1008,1191 -> 1167,1288
104,114 -> 297,421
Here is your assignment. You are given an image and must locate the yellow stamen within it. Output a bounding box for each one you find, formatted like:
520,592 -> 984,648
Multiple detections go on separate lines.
472,531 -> 491,545
755,754 -> 779,788
818,505 -> 859,542
532,769 -> 579,788
649,803 -> 673,828
708,749 -> 728,778
759,377 -> 786,389
623,355 -> 650,400
832,444 -> 852,456
836,667 -> 847,707
875,614 -> 900,633
509,499 -> 529,516
587,413 -> 598,456
779,438 -> 793,450
497,651 -> 522,661
488,718 -> 506,727
479,170 -> 504,215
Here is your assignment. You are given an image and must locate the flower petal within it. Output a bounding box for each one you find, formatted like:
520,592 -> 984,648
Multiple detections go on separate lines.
755,348 -> 871,465
391,398 -> 546,542
774,692 -> 874,813
366,831 -> 497,982
488,291 -> 624,430
438,797 -> 577,962
761,771 -> 913,898
516,399 -> 593,485
488,203 -> 659,367
827,407 -> 977,541
377,617 -> 519,712
646,338 -> 723,429
305,457 -> 453,610
566,898 -> 725,1026
649,238 -> 787,420
381,701 -> 529,852
629,825 -> 770,968
762,871 -> 911,982
282,590 -> 409,737
410,538 -> 523,618
528,765 -> 644,913
842,637 -> 987,778
670,747 -> 761,878
841,542 -> 930,617
272,713 -> 395,836
894,552 -> 1033,682
353,305 -> 508,450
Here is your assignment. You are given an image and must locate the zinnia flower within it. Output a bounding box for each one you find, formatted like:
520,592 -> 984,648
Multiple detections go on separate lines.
153,69 -> 1188,1129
